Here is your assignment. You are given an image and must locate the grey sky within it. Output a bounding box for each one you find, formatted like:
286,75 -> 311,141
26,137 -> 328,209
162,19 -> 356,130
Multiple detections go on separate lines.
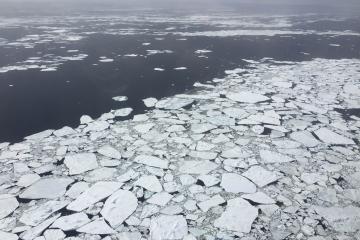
1,0 -> 360,15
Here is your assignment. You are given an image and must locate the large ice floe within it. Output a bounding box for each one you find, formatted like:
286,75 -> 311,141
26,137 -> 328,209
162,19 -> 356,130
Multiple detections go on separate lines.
0,58 -> 360,239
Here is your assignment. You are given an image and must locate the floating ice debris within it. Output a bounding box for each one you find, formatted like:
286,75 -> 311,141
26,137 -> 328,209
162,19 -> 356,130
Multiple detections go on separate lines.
25,129 -> 53,140
101,190 -> 138,228
150,215 -> 188,240
259,149 -> 294,163
99,58 -> 114,63
114,108 -> 133,117
53,126 -> 76,137
0,195 -> 19,220
155,97 -> 194,110
227,91 -> 270,103
80,115 -> 93,124
20,178 -> 74,199
214,198 -> 258,233
112,96 -> 128,102
242,192 -> 276,204
198,194 -> 225,212
77,219 -> 115,235
124,54 -> 139,57
220,173 -> 257,194
223,107 -> 249,119
134,155 -> 169,169
147,192 -> 173,206
174,67 -> 187,70
20,214 -> 60,240
19,200 -> 68,226
51,212 -> 90,231
290,131 -> 320,147
134,123 -> 155,133
142,42 -> 151,46
16,174 -> 41,187
83,120 -> 109,132
40,67 -> 57,72
243,166 -> 280,187
329,44 -> 341,47
314,127 -> 355,145
143,97 -> 158,107
195,49 -> 212,54
179,160 -> 218,175
190,123 -> 216,133
154,68 -> 165,71
147,50 -> 173,55
301,172 -> 327,185
98,145 -> 121,159
64,153 -> 98,175
0,230 -> 18,240
221,146 -> 251,159
67,181 -> 123,212
314,206 -> 360,232
134,175 -> 163,192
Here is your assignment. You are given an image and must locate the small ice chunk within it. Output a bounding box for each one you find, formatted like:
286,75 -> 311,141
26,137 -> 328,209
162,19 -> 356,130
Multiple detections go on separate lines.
25,129 -> 54,140
0,195 -> 19,220
16,174 -> 40,187
179,161 -> 218,175
314,128 -> 355,145
19,200 -> 68,226
214,198 -> 258,233
77,219 -> 115,235
98,145 -> 121,159
220,173 -> 256,194
80,115 -> 93,124
134,155 -> 169,169
101,190 -> 138,228
53,126 -> 76,137
174,67 -> 187,70
150,215 -> 188,240
67,181 -> 123,212
20,178 -> 74,199
0,230 -> 18,240
112,96 -> 128,102
154,68 -> 165,71
242,192 -> 275,204
147,192 -> 173,206
134,123 -> 155,133
198,194 -> 225,212
314,206 -> 360,232
143,97 -> 158,107
290,131 -> 320,147
114,108 -> 133,117
190,123 -> 216,134
51,212 -> 90,231
99,58 -> 114,63
226,91 -> 270,103
242,166 -> 279,187
134,175 -> 163,192
64,153 -> 98,175
155,98 -> 194,110
259,150 -> 294,163
20,214 -> 60,240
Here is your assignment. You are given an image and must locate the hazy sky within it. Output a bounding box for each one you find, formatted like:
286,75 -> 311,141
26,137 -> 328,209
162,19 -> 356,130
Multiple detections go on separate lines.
1,0 -> 360,15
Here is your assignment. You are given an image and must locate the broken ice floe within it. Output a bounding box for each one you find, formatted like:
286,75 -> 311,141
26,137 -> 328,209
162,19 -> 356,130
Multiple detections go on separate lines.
1,58 -> 360,239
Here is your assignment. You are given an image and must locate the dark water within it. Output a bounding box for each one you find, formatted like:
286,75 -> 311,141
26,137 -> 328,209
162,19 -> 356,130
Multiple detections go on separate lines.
0,11 -> 360,143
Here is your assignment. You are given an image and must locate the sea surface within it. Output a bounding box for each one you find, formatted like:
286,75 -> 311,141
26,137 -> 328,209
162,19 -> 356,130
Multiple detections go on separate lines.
0,9 -> 359,143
